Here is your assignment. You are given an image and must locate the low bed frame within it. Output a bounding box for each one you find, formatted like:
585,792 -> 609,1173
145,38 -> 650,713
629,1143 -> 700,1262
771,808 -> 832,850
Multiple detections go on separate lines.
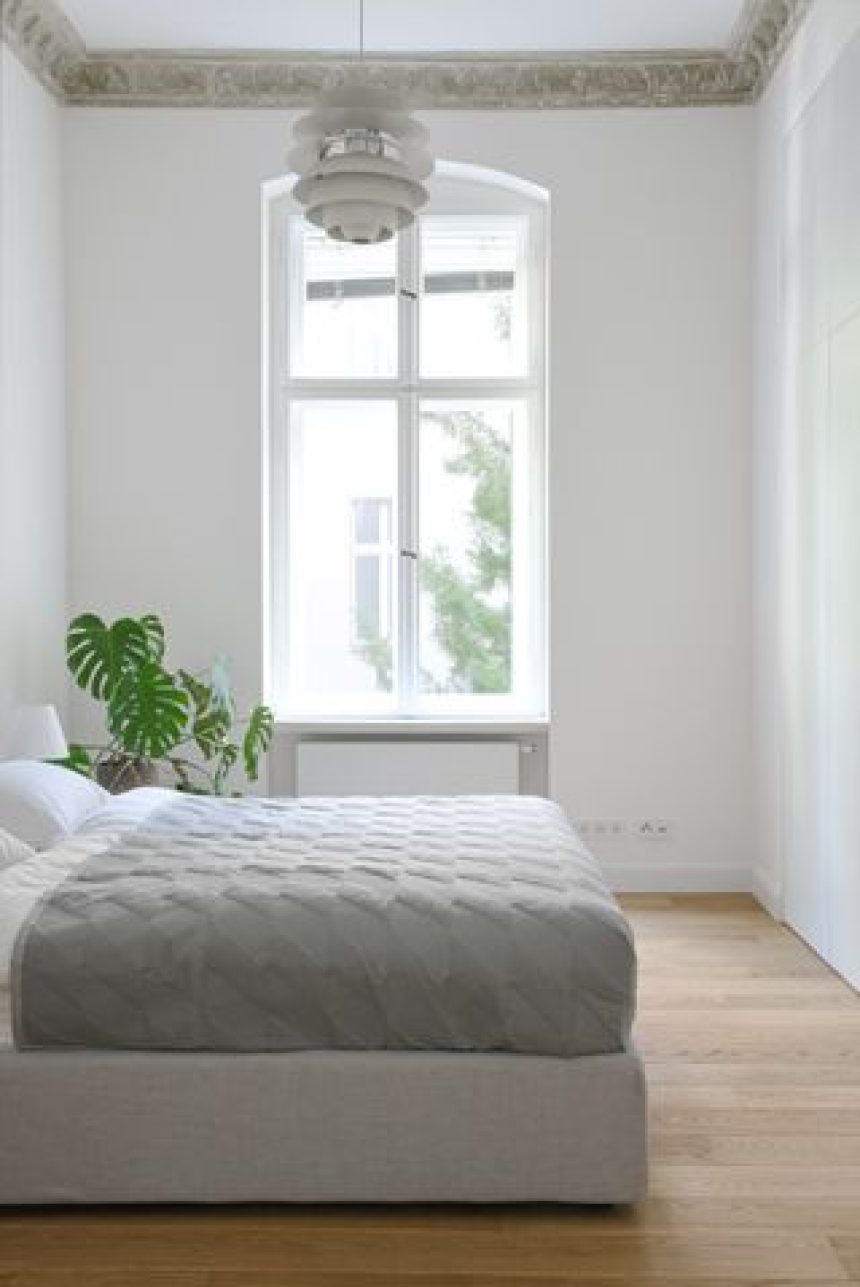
0,1046 -> 647,1204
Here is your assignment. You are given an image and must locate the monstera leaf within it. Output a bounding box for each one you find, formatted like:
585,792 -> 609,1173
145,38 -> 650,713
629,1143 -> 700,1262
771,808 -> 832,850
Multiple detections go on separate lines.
139,614 -> 166,665
67,613 -> 162,701
193,706 -> 233,760
107,661 -> 189,758
213,742 -> 240,795
57,744 -> 94,777
243,704 -> 274,781
178,669 -> 232,761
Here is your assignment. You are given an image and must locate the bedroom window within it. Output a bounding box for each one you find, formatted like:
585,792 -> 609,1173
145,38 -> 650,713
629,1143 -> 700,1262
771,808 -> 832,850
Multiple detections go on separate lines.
267,167 -> 547,719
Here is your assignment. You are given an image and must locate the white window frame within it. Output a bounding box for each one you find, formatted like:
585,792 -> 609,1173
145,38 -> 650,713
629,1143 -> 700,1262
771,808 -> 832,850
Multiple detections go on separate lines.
264,162 -> 549,722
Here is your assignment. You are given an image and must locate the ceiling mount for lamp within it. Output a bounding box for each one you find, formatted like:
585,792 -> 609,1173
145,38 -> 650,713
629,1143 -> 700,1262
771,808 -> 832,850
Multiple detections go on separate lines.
287,1 -> 433,244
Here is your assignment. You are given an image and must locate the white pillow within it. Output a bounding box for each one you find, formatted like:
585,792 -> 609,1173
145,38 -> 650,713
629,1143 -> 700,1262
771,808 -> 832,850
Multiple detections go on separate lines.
0,760 -> 109,850
0,824 -> 35,871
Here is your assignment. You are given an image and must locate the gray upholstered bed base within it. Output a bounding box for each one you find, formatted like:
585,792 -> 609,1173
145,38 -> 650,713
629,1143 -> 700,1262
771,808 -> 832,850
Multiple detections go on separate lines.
0,1047 -> 647,1205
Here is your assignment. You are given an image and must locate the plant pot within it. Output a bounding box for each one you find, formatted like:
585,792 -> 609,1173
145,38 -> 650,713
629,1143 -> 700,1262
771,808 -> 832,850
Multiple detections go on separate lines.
96,756 -> 160,794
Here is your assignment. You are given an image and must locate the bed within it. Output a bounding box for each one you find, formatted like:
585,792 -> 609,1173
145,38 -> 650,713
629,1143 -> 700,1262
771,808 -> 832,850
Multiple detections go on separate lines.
0,765 -> 647,1204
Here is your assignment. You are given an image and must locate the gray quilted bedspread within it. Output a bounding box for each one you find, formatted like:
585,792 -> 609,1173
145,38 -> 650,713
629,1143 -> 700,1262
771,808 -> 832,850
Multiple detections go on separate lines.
13,795 -> 636,1055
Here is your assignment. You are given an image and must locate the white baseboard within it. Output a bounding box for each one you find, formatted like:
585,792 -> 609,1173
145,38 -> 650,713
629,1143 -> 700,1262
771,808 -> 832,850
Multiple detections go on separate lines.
751,867 -> 784,919
602,861 -> 751,894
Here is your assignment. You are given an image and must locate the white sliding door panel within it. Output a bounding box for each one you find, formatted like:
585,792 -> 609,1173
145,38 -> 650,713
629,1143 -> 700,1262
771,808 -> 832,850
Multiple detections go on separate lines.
783,346 -> 830,958
832,48 -> 860,339
780,26 -> 860,989
824,316 -> 860,989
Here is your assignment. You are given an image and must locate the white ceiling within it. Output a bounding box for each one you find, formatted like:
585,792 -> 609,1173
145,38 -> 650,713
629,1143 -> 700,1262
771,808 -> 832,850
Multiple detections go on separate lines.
57,0 -> 749,55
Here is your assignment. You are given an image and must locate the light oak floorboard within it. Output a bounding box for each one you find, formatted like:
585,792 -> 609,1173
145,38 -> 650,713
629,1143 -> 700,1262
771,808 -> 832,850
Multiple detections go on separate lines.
0,895 -> 858,1284
832,1237 -> 860,1278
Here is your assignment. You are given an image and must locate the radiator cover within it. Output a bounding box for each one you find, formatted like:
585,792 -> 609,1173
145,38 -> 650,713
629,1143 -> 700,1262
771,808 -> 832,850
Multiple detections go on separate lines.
295,739 -> 520,796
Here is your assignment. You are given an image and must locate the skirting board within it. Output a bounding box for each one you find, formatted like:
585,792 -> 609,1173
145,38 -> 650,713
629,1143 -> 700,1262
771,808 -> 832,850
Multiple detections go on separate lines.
603,860 -> 752,894
752,867 -> 784,919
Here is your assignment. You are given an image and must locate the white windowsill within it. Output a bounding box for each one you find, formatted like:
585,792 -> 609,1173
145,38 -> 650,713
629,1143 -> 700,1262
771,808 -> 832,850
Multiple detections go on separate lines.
276,716 -> 549,737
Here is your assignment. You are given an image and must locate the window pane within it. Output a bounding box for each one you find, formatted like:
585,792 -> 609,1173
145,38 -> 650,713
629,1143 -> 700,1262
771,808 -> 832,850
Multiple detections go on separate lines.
418,401 -> 521,697
288,402 -> 396,704
290,222 -> 397,379
420,218 -> 528,379
353,497 -> 382,545
354,555 -> 382,642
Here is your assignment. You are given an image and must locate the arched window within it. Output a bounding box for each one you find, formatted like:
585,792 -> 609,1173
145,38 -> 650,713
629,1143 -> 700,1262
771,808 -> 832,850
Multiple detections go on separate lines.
265,163 -> 547,719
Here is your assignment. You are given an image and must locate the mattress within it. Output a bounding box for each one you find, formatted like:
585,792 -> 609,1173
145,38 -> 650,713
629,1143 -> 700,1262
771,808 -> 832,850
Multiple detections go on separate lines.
6,791 -> 636,1058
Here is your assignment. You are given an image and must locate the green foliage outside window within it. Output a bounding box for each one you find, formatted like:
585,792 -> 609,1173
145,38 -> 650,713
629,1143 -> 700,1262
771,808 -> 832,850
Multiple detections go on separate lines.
356,407 -> 512,696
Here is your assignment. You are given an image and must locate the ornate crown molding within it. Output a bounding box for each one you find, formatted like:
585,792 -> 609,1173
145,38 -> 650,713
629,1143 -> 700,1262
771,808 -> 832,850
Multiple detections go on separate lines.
731,0 -> 813,97
0,0 -> 82,98
2,0 -> 812,110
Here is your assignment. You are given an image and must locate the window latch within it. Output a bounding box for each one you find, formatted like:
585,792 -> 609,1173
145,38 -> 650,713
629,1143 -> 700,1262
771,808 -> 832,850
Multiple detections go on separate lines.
399,288 -> 418,301
400,548 -> 418,561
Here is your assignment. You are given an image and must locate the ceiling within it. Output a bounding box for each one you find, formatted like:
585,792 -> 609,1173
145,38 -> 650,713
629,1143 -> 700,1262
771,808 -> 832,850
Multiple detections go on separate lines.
57,0 -> 750,56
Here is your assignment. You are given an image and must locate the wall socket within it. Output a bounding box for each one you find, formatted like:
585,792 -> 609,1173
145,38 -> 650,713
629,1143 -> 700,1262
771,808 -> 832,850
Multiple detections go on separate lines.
575,819 -> 627,839
635,818 -> 672,840
575,818 -> 673,842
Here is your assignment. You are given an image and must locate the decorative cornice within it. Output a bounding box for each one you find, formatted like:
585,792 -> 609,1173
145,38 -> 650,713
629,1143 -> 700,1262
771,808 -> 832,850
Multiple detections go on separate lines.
731,0 -> 813,99
61,52 -> 761,111
2,0 -> 812,110
0,0 -> 82,98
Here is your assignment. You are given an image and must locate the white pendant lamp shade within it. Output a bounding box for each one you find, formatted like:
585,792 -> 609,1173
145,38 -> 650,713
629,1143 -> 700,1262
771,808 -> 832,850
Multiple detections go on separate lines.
288,91 -> 433,244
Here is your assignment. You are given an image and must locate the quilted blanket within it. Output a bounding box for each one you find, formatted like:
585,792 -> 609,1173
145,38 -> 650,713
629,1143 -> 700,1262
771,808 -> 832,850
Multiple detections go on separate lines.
13,794 -> 635,1055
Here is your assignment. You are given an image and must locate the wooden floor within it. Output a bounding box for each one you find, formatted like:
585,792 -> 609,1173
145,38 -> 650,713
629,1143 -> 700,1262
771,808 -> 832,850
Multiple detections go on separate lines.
1,894 -> 859,1286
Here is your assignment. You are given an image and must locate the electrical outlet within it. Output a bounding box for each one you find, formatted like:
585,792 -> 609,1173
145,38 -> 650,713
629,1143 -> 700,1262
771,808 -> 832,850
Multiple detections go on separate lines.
636,818 -> 672,841
574,819 -> 627,840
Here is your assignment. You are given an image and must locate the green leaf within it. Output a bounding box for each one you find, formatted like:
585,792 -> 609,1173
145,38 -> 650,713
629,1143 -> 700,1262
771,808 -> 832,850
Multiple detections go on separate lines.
66,613 -> 152,701
53,744 -> 94,777
139,614 -> 166,664
107,662 -> 189,758
169,758 -> 193,792
178,668 -> 210,717
194,706 -> 232,760
415,409 -> 513,695
178,669 -> 232,761
214,741 -> 239,793
242,705 -> 274,781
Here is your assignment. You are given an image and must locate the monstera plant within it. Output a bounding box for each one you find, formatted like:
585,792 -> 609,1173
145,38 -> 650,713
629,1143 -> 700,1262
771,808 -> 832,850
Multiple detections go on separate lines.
64,612 -> 273,795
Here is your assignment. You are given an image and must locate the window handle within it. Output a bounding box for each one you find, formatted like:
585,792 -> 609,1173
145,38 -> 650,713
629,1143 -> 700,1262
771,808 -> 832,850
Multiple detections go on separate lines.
399,288 -> 418,301
400,548 -> 418,561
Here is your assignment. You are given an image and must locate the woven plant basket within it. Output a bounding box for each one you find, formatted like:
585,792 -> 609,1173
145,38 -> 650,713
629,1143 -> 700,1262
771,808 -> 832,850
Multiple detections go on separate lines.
95,757 -> 159,795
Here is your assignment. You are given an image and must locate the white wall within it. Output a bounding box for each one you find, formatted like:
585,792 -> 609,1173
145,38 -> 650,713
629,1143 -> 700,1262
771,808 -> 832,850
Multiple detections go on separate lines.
65,105 -> 755,890
0,48 -> 68,735
754,0 -> 860,985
